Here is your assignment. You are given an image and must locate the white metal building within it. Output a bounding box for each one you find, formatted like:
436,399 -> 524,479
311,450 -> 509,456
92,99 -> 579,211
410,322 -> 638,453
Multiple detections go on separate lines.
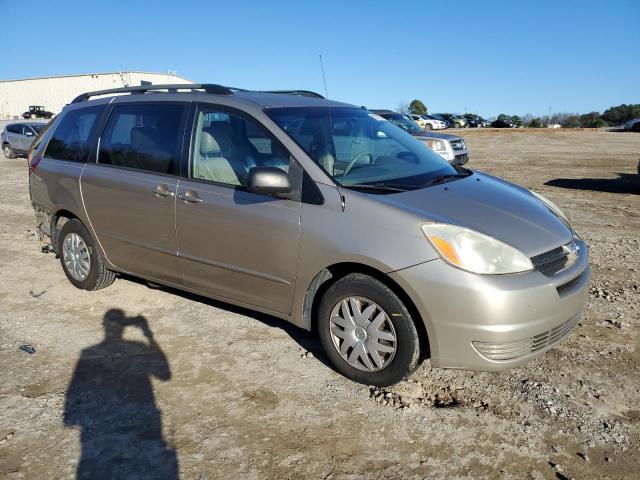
0,71 -> 194,119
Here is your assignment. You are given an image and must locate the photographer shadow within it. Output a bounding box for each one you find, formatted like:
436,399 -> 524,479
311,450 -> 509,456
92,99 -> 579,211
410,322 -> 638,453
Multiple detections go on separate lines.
64,309 -> 179,480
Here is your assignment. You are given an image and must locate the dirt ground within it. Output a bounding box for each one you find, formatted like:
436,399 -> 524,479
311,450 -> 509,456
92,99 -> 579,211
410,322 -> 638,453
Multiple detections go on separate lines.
1,126 -> 639,479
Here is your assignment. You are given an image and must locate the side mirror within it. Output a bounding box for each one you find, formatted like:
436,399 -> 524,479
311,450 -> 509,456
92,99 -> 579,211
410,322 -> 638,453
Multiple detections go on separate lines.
25,131 -> 34,137
247,166 -> 291,195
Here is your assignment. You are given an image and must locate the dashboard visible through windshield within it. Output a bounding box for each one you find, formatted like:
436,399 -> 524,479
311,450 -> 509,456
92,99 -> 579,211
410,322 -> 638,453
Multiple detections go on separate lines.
267,107 -> 464,193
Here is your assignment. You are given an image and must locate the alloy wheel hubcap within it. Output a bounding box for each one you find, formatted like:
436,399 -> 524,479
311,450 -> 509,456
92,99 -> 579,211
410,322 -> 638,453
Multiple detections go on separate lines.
4,146 -> 9,155
63,233 -> 90,281
329,296 -> 397,372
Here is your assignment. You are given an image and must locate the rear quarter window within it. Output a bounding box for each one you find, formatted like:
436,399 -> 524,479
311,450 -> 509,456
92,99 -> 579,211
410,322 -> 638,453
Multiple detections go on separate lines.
44,106 -> 104,162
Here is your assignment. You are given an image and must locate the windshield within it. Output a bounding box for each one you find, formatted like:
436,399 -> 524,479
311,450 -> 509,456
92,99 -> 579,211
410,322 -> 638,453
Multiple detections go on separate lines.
380,113 -> 423,134
267,107 -> 460,191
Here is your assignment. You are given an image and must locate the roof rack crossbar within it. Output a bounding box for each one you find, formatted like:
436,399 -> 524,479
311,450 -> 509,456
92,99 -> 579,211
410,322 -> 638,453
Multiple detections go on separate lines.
71,83 -> 233,103
259,90 -> 324,99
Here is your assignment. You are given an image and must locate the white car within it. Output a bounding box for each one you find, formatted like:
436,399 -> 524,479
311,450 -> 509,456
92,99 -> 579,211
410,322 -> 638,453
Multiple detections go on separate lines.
405,114 -> 446,130
424,115 -> 447,130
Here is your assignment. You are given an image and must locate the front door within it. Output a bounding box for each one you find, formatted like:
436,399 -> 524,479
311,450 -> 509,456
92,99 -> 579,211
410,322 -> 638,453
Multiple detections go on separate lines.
175,105 -> 301,314
81,102 -> 187,284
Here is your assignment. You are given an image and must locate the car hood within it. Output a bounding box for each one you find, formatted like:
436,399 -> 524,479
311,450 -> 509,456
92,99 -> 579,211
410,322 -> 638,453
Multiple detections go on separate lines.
412,131 -> 462,141
377,172 -> 572,257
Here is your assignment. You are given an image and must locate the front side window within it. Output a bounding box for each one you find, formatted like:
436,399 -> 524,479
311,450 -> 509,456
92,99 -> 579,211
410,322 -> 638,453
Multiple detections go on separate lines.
190,107 -> 290,187
267,107 -> 459,191
99,103 -> 184,175
44,107 -> 104,162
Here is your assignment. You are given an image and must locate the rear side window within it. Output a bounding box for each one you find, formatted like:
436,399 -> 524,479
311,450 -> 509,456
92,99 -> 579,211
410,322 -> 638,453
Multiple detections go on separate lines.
44,107 -> 104,162
7,125 -> 20,134
98,103 -> 185,175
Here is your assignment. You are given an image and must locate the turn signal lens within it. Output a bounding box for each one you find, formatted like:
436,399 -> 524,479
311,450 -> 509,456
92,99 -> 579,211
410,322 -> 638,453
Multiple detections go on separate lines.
429,236 -> 461,266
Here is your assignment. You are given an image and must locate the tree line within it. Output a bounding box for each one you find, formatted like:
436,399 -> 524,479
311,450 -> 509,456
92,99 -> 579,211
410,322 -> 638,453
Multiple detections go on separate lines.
399,99 -> 640,128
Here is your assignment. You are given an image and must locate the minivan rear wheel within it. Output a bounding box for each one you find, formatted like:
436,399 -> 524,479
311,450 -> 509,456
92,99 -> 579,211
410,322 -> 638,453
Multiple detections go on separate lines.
3,144 -> 15,159
317,273 -> 420,386
58,219 -> 116,290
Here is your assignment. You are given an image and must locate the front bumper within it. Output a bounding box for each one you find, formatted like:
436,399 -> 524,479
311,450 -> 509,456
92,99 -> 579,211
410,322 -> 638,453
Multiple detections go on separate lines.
451,153 -> 468,166
389,239 -> 589,371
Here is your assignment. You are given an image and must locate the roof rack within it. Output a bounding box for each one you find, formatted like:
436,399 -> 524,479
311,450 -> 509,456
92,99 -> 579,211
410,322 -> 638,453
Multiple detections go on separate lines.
71,84 -> 326,104
258,90 -> 324,99
71,83 -> 233,103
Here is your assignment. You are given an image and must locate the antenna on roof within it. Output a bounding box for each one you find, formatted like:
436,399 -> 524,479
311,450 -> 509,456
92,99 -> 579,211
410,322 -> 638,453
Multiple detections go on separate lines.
318,54 -> 329,99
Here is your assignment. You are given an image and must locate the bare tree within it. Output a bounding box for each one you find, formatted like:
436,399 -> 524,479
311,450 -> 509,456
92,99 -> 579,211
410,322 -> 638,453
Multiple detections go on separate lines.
396,101 -> 409,115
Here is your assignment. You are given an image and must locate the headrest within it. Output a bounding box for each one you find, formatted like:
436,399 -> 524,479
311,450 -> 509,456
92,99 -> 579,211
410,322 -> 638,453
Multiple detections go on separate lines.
200,130 -> 221,156
207,121 -> 232,138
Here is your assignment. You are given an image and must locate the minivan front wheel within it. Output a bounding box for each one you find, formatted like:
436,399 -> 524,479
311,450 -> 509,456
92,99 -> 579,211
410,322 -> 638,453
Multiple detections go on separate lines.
58,219 -> 116,290
318,273 -> 421,386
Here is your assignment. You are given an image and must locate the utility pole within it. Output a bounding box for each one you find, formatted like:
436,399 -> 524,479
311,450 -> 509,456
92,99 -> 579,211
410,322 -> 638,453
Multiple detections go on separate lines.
548,106 -> 552,127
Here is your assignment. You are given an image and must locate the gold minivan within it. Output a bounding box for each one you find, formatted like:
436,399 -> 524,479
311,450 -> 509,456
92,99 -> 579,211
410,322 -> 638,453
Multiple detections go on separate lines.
28,84 -> 589,386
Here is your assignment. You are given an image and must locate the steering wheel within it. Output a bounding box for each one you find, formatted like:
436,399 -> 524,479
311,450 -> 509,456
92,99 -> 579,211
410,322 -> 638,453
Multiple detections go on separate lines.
342,151 -> 373,177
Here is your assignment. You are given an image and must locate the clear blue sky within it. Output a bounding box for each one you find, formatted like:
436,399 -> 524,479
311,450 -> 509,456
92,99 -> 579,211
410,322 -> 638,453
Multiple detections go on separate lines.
1,0 -> 638,117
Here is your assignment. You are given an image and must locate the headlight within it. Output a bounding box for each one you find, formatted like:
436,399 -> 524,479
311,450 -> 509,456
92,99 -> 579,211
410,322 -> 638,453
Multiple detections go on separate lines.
425,139 -> 447,152
421,223 -> 533,274
529,190 -> 571,227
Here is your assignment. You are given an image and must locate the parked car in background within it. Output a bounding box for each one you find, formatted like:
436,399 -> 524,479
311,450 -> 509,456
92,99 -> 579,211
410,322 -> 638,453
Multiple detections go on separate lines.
624,118 -> 640,131
436,113 -> 467,128
428,114 -> 452,129
22,106 -> 54,120
491,119 -> 517,128
29,83 -> 589,387
372,110 -> 469,165
406,114 -> 446,130
422,115 -> 447,130
2,122 -> 48,158
466,117 -> 487,128
406,114 -> 429,129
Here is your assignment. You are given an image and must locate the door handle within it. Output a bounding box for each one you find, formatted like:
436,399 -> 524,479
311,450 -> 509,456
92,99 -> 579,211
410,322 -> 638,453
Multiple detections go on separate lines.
153,184 -> 175,197
178,191 -> 203,203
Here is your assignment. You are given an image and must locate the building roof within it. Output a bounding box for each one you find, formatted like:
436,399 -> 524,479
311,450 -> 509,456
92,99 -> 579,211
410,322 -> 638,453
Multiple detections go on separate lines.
0,71 -> 194,84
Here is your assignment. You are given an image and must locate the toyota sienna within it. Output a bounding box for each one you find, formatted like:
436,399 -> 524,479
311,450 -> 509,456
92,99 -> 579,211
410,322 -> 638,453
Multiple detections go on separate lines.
28,84 -> 589,386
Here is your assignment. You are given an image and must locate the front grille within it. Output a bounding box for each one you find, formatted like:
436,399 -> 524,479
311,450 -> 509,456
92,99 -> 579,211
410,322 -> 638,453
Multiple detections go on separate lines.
450,139 -> 466,151
531,246 -> 569,276
473,313 -> 581,361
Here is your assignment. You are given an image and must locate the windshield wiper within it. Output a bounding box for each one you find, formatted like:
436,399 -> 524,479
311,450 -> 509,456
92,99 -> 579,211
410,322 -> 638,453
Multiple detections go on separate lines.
423,173 -> 469,187
342,183 -> 410,193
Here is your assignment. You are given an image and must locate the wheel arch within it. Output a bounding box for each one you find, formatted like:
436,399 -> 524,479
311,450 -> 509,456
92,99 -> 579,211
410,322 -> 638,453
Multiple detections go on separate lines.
51,209 -> 81,253
303,262 -> 431,361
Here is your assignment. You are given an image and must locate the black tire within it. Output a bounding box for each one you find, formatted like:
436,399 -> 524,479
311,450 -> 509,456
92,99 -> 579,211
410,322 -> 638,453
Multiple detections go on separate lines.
317,273 -> 421,386
57,219 -> 116,290
3,143 -> 15,159
424,123 -> 432,130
